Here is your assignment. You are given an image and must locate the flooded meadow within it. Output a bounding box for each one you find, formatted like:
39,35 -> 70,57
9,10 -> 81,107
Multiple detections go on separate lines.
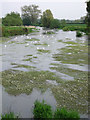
0,27 -> 88,118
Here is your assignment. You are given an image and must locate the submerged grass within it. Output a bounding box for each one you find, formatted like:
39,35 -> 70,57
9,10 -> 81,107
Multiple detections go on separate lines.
25,38 -> 40,41
2,69 -> 60,95
53,44 -> 88,65
37,49 -> 50,53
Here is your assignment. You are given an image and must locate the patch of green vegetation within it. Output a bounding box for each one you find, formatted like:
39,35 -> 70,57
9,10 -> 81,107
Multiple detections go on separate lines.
25,54 -> 33,57
23,58 -> 32,62
25,38 -> 40,41
12,64 -> 36,69
62,24 -> 87,33
54,108 -> 80,119
76,31 -> 83,37
50,64 -> 88,81
2,26 -> 34,37
33,56 -> 37,58
63,41 -> 78,44
37,49 -> 50,53
2,69 -> 60,95
43,31 -> 55,34
53,44 -> 88,65
8,41 -> 16,44
1,112 -> 18,119
58,40 -> 63,42
33,100 -> 53,118
51,79 -> 88,114
34,43 -> 41,45
16,41 -> 28,44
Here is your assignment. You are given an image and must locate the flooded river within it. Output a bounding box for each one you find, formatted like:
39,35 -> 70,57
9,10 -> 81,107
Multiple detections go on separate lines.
0,27 -> 88,118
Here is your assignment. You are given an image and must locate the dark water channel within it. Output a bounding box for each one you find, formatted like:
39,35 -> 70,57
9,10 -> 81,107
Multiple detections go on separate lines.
0,27 -> 88,118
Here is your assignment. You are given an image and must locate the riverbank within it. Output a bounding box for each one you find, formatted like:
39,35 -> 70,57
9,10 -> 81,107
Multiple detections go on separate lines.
1,24 -> 87,37
1,26 -> 38,37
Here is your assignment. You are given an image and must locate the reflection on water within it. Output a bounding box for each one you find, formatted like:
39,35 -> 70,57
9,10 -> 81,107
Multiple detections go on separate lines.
2,87 -> 56,118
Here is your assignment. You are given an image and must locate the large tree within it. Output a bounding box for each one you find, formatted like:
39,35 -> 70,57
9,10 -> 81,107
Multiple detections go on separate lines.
21,4 -> 41,25
86,0 -> 90,33
2,12 -> 23,26
42,9 -> 53,28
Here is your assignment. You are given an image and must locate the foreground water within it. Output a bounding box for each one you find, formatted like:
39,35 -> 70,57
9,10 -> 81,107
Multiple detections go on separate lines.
0,27 -> 88,118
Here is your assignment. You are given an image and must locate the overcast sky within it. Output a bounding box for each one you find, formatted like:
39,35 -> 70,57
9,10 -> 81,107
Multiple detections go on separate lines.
0,0 -> 87,20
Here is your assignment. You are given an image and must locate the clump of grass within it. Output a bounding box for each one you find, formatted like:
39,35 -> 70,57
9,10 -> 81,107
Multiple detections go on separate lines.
63,27 -> 70,31
37,49 -> 50,53
1,112 -> 18,119
76,31 -> 83,37
54,108 -> 80,119
23,58 -> 32,62
33,100 -> 53,118
26,38 -> 40,41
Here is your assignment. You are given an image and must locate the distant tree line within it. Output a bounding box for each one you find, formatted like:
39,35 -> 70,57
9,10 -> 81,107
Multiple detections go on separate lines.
2,4 -> 86,28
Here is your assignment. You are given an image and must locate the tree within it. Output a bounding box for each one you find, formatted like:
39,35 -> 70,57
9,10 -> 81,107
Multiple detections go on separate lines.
42,9 -> 53,28
2,12 -> 23,26
86,0 -> 90,32
21,4 -> 41,25
50,19 -> 60,29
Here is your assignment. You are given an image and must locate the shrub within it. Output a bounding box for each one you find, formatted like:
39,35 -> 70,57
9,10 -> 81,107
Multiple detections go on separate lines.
33,100 -> 53,118
76,31 -> 83,37
54,108 -> 80,119
63,27 -> 70,31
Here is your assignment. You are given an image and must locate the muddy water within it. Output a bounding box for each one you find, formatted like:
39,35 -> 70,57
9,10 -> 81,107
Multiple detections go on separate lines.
0,27 -> 88,118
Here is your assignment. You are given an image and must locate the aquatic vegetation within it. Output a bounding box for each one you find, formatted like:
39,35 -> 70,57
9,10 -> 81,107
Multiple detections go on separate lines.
12,64 -> 36,69
54,108 -> 80,119
53,44 -> 88,65
23,58 -> 32,62
33,100 -> 53,118
2,70 -> 60,95
42,31 -> 55,34
25,38 -> 40,41
37,49 -> 50,53
63,41 -> 77,44
76,31 -> 83,37
58,40 -> 63,42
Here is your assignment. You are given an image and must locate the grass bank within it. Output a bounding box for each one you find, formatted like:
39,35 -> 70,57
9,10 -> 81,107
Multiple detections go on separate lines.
2,26 -> 38,37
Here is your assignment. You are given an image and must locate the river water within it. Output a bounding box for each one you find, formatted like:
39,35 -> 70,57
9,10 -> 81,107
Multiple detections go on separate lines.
0,27 -> 88,118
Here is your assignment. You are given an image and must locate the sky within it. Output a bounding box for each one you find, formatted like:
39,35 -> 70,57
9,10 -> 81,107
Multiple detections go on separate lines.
0,0 -> 87,20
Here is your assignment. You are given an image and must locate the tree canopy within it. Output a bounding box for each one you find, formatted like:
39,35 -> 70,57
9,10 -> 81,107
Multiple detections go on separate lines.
2,12 -> 23,26
21,4 -> 41,25
42,9 -> 53,28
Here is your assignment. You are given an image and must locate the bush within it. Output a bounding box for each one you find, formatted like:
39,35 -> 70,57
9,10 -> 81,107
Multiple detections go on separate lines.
54,108 -> 80,119
63,27 -> 70,31
76,31 -> 83,37
1,112 -> 18,119
33,100 -> 53,118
